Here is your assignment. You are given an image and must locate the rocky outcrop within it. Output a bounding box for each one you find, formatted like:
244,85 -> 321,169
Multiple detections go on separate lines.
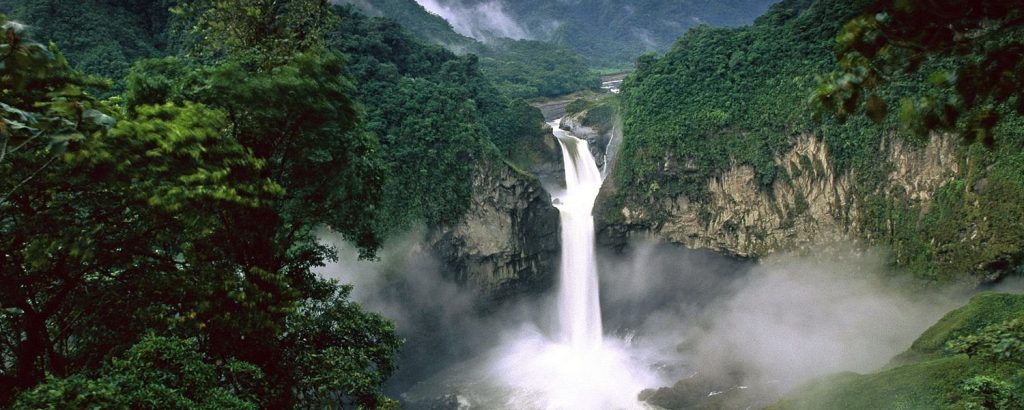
598,133 -> 960,257
523,123 -> 566,191
560,106 -> 622,176
882,133 -> 960,208
429,159 -> 560,302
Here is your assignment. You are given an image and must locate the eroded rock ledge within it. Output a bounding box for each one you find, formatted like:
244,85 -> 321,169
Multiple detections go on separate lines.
428,160 -> 560,302
598,133 -> 959,257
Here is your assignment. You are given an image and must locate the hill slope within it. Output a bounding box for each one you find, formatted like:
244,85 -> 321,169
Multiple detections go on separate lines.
770,293 -> 1024,409
600,0 -> 1024,282
407,0 -> 780,67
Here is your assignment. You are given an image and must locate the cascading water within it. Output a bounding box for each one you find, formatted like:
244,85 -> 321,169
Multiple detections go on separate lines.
402,119 -> 662,410
551,120 -> 604,348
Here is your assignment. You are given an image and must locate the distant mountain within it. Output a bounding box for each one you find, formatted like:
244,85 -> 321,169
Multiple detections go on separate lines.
335,0 -> 600,98
334,0 -> 481,52
407,0 -> 781,67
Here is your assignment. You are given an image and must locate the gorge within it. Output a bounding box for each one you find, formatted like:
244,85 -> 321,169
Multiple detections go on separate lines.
2,0 -> 1022,409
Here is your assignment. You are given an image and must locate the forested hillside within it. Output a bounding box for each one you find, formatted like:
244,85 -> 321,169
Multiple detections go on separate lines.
608,0 -> 1024,281
0,0 -> 550,406
338,0 -> 601,99
402,0 -> 779,67
0,0 -> 173,94
325,5 -> 548,234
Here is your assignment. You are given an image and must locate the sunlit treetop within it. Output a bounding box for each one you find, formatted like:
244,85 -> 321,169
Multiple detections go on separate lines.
173,0 -> 338,69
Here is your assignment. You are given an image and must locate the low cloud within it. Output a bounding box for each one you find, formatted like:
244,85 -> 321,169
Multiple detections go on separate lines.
414,0 -> 531,40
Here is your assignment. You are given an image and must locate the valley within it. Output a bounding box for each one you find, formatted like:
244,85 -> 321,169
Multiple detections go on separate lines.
1,0 -> 1022,409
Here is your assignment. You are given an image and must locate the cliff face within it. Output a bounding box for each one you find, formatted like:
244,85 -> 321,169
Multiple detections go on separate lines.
559,103 -> 623,177
560,114 -> 613,171
429,160 -> 560,301
598,133 -> 960,258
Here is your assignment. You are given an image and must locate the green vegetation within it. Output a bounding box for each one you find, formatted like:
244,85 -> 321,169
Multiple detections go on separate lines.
326,5 -> 545,233
14,335 -> 264,409
337,0 -> 479,50
618,0 -> 864,200
0,2 -> 440,406
479,38 -> 600,99
613,0 -> 1024,281
340,0 -> 601,100
0,0 -> 173,95
771,293 -> 1024,409
1,0 -> 554,403
814,0 -> 1024,144
390,0 -> 776,67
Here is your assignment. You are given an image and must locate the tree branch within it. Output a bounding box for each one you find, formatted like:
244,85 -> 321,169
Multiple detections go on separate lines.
0,133 -> 8,165
0,154 -> 57,206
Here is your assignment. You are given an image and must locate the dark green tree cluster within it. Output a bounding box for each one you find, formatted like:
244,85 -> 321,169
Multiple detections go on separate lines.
478,38 -> 601,99
327,5 -> 546,234
813,0 -> 1024,144
0,0 -> 175,95
613,0 -> 1024,280
0,1 -> 403,407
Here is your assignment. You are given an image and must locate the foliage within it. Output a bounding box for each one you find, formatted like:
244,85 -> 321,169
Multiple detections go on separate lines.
1,4 -> 402,407
949,317 -> 1024,365
478,38 -> 600,99
770,293 -> 1024,410
123,51 -> 385,255
0,0 -> 173,95
813,0 -> 1024,143
13,335 -> 262,410
326,5 -> 544,233
955,375 -> 1021,410
613,0 -> 1024,281
283,282 -> 402,408
173,0 -> 336,69
617,0 -> 862,201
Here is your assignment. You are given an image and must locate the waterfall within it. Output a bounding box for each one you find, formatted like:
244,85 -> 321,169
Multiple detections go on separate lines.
402,121 -> 661,409
550,119 -> 604,348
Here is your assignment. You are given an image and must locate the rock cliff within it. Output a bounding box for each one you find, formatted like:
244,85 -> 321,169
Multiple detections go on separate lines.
559,103 -> 622,176
428,159 -> 560,302
598,133 -> 960,258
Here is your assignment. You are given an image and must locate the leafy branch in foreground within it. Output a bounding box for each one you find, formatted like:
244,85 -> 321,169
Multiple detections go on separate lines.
813,0 -> 1024,143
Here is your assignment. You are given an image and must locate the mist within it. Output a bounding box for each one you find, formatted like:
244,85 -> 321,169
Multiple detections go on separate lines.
610,244 -> 964,401
318,231 -> 972,408
414,0 -> 532,40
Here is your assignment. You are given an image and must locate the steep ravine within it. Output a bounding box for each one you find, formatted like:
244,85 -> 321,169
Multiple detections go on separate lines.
596,132 -> 961,258
426,103 -> 622,303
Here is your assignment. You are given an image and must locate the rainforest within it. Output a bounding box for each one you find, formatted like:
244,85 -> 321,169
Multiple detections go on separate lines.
1,0 -> 1022,409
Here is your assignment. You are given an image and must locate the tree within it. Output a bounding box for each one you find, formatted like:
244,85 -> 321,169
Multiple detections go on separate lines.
13,335 -> 264,409
2,7 -> 402,407
283,282 -> 402,408
813,0 -> 1024,144
173,0 -> 337,69
0,15 -> 281,403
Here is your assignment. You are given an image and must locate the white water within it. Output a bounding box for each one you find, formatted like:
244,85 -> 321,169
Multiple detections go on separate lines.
551,120 -> 604,348
402,120 -> 662,409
